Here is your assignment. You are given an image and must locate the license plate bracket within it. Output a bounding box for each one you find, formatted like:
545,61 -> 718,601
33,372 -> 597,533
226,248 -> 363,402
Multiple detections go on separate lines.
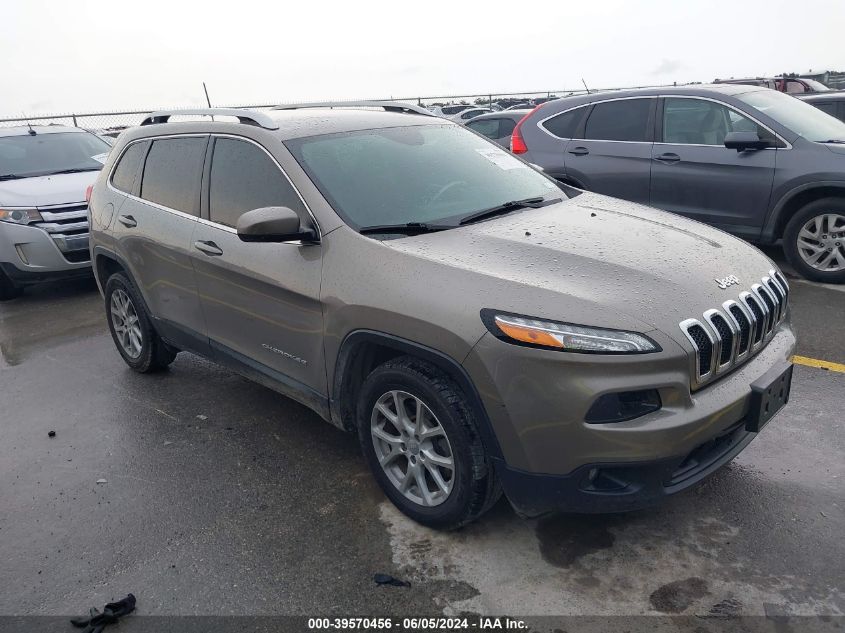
746,362 -> 793,433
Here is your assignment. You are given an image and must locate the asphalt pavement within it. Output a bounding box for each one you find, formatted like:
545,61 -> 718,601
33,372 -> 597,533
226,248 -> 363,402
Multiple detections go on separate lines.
0,264 -> 843,623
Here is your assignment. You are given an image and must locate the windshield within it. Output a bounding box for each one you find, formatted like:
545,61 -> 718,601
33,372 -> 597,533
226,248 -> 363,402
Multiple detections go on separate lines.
0,131 -> 111,178
738,90 -> 845,143
286,124 -> 562,230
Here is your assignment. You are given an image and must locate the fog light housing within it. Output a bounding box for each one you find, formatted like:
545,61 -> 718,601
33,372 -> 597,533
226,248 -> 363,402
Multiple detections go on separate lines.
585,389 -> 661,424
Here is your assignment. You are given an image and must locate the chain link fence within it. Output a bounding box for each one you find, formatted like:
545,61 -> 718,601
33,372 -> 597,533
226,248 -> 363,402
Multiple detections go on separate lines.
2,72 -> 842,136
0,83 -> 691,137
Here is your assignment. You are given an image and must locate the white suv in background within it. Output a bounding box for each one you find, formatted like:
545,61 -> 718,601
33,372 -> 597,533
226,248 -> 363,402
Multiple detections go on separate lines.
0,125 -> 110,299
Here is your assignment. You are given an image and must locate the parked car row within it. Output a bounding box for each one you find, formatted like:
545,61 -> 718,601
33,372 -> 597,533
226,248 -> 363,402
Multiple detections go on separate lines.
506,84 -> 845,283
715,76 -> 832,94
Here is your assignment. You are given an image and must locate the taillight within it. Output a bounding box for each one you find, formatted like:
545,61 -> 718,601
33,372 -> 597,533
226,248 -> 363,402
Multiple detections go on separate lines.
85,185 -> 93,203
510,103 -> 545,155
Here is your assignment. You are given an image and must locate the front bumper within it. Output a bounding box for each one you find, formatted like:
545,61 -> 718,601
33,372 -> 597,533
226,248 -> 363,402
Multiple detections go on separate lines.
0,220 -> 91,286
496,418 -> 756,517
464,321 -> 796,513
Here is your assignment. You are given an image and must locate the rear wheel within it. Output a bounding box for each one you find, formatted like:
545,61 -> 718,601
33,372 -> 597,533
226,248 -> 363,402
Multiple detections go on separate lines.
104,272 -> 177,372
783,198 -> 845,284
357,356 -> 501,530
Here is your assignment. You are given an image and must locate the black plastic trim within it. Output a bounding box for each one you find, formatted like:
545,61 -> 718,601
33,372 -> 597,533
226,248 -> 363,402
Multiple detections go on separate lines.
332,330 -> 505,461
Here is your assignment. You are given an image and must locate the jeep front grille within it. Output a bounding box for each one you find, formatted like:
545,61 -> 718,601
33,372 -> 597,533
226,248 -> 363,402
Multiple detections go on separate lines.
680,270 -> 788,389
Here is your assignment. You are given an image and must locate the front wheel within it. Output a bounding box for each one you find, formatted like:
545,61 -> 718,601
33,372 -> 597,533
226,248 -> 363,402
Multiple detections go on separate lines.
0,269 -> 23,301
357,357 -> 501,530
783,198 -> 845,284
104,272 -> 177,372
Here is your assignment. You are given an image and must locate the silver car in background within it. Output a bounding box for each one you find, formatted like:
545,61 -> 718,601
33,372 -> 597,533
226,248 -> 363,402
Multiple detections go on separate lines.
0,125 -> 110,299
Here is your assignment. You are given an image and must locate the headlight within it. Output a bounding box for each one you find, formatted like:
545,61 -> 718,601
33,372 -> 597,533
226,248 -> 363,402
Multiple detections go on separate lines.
482,310 -> 660,353
0,208 -> 42,225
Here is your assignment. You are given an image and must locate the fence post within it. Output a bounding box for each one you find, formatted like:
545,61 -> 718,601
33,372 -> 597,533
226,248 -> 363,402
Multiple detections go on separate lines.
72,114 -> 78,126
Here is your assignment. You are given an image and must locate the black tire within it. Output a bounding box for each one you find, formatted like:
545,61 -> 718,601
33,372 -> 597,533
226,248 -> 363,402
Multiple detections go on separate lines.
357,356 -> 501,530
104,272 -> 177,372
0,269 -> 23,301
783,197 -> 845,284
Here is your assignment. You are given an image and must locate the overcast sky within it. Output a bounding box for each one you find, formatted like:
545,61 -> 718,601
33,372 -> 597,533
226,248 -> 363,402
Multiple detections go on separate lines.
3,0 -> 844,117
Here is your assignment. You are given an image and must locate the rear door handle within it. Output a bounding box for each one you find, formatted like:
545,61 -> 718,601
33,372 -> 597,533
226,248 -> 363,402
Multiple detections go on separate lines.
117,214 -> 137,228
568,146 -> 589,156
194,240 -> 223,256
654,152 -> 681,164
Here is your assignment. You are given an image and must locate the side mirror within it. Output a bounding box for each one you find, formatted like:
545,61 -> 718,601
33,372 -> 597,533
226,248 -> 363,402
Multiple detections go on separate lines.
236,206 -> 318,243
724,131 -> 773,151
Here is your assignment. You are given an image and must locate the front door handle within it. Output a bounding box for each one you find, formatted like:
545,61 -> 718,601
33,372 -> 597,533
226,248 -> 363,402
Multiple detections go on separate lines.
117,214 -> 137,228
654,152 -> 681,164
194,240 -> 223,256
568,146 -> 589,156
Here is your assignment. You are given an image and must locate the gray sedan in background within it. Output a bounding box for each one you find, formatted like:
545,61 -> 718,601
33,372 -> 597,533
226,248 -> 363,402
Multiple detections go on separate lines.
512,84 -> 845,283
465,110 -> 530,147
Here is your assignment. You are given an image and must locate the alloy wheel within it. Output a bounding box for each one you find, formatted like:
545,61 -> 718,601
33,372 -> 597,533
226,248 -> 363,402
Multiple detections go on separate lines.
796,213 -> 845,272
370,390 -> 455,507
110,288 -> 143,359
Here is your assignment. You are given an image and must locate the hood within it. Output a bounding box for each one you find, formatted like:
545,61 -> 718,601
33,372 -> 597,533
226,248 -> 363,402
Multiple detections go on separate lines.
385,192 -> 779,341
0,171 -> 100,208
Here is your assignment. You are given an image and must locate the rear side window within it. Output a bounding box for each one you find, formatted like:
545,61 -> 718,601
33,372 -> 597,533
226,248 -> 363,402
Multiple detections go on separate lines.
208,138 -> 305,228
110,142 -> 147,193
541,107 -> 586,138
584,99 -> 652,142
499,118 -> 516,137
140,137 -> 206,215
813,102 -> 837,117
467,119 -> 502,139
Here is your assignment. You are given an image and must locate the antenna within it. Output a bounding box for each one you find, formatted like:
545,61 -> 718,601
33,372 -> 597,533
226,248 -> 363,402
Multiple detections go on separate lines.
581,78 -> 591,94
202,82 -> 213,108
202,82 -> 215,122
22,112 -> 36,135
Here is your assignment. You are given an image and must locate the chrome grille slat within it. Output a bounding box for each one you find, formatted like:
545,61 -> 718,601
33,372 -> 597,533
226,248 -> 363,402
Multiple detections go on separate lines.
680,273 -> 788,390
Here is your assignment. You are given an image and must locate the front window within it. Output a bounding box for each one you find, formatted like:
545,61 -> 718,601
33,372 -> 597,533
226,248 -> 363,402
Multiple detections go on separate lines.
286,124 -> 562,230
663,98 -> 764,145
739,89 -> 845,143
0,131 -> 111,179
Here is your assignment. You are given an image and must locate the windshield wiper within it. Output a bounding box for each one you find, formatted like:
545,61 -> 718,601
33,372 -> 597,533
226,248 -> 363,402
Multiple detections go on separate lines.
458,196 -> 554,226
46,167 -> 101,175
0,174 -> 24,181
358,222 -> 453,235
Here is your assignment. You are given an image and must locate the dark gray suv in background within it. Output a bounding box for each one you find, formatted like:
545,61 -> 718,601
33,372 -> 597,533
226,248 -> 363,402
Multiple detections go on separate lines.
89,104 -> 795,529
512,85 -> 845,283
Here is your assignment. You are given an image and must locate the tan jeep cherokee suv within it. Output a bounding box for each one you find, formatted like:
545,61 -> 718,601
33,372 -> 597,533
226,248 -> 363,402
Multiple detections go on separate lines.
88,104 -> 795,529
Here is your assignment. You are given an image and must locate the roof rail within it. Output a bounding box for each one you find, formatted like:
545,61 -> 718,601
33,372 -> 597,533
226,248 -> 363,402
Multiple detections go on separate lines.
273,101 -> 432,116
140,108 -> 279,130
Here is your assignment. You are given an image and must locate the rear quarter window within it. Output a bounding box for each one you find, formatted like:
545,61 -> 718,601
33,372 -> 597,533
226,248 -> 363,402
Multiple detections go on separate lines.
541,107 -> 586,139
110,142 -> 147,193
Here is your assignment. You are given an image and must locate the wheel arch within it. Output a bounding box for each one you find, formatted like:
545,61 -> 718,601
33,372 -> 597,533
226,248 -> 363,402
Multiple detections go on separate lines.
765,182 -> 845,242
93,247 -> 127,293
331,330 -> 504,461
